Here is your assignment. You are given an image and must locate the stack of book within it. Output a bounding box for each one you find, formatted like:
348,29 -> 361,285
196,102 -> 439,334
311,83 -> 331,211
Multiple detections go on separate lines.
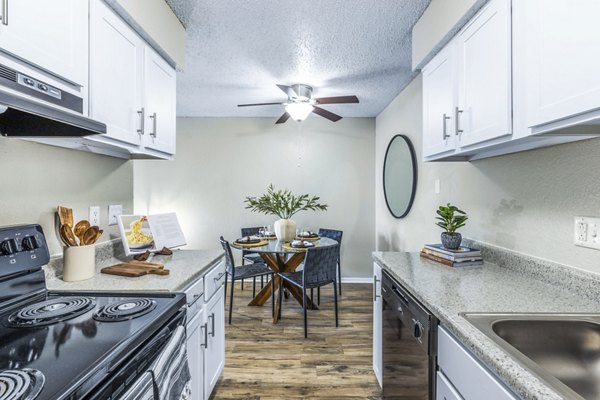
420,244 -> 483,267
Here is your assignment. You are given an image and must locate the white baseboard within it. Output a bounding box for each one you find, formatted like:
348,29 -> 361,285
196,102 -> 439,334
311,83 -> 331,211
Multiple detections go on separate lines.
340,277 -> 372,284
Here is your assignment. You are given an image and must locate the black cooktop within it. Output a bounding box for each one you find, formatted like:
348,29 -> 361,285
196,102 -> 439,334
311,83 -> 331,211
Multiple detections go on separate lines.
0,288 -> 185,400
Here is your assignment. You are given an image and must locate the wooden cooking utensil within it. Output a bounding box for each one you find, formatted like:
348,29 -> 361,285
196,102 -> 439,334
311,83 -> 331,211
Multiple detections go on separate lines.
57,206 -> 74,228
59,224 -> 78,247
73,220 -> 90,245
82,226 -> 100,245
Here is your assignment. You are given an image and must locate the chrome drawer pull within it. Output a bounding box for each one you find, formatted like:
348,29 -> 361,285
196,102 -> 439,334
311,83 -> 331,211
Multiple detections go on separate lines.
186,292 -> 204,307
137,108 -> 145,134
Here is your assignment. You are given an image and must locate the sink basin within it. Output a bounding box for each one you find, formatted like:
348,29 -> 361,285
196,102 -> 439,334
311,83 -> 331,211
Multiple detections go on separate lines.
462,313 -> 600,400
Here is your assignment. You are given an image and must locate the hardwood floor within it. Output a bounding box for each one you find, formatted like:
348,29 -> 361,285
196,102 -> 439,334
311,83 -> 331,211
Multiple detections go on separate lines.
210,282 -> 382,399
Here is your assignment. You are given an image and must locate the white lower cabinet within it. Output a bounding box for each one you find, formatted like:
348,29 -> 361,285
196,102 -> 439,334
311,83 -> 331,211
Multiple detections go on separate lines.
437,326 -> 517,400
436,371 -> 464,400
372,262 -> 382,387
203,289 -> 225,399
184,261 -> 226,400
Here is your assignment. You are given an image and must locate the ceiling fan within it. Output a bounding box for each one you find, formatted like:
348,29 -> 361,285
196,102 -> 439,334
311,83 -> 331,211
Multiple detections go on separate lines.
237,84 -> 359,124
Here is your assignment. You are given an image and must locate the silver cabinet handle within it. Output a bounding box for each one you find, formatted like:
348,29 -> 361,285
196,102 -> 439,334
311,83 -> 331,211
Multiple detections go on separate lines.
149,112 -> 157,137
1,0 -> 8,25
442,113 -> 451,139
137,108 -> 145,134
208,313 -> 215,337
186,292 -> 204,307
201,323 -> 208,348
214,271 -> 226,282
455,107 -> 463,135
373,275 -> 380,301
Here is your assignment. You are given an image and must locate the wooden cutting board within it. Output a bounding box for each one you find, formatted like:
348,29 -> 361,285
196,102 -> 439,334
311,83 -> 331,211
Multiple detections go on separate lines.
101,261 -> 170,277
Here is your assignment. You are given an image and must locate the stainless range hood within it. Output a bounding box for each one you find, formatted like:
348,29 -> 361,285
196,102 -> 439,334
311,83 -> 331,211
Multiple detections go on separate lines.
0,91 -> 106,137
0,61 -> 106,137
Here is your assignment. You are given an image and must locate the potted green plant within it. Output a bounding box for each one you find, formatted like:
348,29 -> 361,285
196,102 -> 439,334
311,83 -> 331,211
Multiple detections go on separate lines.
244,184 -> 328,241
435,203 -> 468,250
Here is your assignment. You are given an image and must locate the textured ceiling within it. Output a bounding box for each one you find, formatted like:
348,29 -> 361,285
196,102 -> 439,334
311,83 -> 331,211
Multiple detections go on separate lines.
166,0 -> 431,118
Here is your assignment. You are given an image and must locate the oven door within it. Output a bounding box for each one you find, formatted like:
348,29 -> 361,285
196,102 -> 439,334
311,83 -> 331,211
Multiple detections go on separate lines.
381,278 -> 430,399
150,325 -> 191,400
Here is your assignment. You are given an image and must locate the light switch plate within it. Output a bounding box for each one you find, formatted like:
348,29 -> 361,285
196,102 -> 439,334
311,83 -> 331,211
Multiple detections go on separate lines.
89,206 -> 100,226
574,216 -> 600,250
108,205 -> 123,226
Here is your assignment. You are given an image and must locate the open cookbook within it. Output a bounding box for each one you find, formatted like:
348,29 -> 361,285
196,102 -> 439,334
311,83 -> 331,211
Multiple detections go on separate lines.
117,213 -> 187,256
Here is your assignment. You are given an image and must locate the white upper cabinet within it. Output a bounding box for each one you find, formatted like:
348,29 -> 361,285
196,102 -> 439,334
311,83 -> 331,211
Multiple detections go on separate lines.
90,0 -> 144,147
456,0 -> 512,147
0,0 -> 88,86
524,0 -> 600,128
142,48 -> 177,155
422,44 -> 456,158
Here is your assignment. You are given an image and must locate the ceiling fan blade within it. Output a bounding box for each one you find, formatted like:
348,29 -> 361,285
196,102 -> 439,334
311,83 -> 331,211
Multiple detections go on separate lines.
312,106 -> 342,122
237,102 -> 284,107
276,84 -> 292,95
314,95 -> 359,105
275,112 -> 290,124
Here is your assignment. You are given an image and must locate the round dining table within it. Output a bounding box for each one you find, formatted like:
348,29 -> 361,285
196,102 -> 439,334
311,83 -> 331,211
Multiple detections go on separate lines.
230,237 -> 338,323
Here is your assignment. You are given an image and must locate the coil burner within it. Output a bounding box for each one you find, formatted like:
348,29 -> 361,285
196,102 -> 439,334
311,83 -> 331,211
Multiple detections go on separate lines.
93,299 -> 157,322
7,297 -> 96,328
0,369 -> 45,400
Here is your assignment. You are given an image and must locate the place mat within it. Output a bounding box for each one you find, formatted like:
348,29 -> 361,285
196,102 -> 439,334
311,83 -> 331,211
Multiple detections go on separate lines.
281,242 -> 320,252
295,235 -> 320,241
258,235 -> 277,241
233,239 -> 268,248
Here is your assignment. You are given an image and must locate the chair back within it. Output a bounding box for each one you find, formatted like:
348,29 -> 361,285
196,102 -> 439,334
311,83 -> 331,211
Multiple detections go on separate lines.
219,236 -> 235,276
302,244 -> 339,288
318,228 -> 343,244
240,227 -> 262,256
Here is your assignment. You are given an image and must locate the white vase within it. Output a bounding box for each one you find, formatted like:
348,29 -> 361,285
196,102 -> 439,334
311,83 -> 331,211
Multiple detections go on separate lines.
274,219 -> 296,242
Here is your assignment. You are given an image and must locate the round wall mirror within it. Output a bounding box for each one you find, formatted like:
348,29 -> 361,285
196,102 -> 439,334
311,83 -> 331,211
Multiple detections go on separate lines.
383,134 -> 417,218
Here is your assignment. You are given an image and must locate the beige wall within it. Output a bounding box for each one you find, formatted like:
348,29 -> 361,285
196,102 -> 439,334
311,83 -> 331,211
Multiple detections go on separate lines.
134,117 -> 376,278
376,75 -> 600,274
0,138 -> 133,255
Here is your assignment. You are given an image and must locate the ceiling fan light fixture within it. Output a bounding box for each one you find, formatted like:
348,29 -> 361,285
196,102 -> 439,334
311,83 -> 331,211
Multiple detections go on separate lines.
285,102 -> 314,121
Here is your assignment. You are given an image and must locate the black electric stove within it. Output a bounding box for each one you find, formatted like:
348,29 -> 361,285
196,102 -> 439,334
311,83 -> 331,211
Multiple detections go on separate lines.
0,224 -> 186,400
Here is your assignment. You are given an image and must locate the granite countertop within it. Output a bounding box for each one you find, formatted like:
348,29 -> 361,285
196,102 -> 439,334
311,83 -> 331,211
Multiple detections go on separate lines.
373,249 -> 600,400
46,248 -> 225,293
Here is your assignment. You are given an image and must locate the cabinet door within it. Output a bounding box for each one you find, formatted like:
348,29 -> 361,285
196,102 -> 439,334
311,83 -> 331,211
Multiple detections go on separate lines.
186,308 -> 206,400
372,263 -> 383,388
0,0 -> 87,86
525,0 -> 600,127
422,44 -> 456,158
143,48 -> 176,154
204,291 -> 225,400
89,0 -> 143,146
456,0 -> 512,147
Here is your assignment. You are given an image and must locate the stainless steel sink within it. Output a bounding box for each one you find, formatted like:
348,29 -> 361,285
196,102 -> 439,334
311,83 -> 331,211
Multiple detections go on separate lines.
462,313 -> 600,400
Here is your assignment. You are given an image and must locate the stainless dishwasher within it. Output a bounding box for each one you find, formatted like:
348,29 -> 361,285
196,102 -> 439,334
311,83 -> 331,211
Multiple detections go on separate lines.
381,270 -> 437,399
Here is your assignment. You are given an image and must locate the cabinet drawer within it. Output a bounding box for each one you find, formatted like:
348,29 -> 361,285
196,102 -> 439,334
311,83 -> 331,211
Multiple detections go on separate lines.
438,326 -> 516,400
204,261 -> 226,302
184,276 -> 204,317
437,371 -> 463,400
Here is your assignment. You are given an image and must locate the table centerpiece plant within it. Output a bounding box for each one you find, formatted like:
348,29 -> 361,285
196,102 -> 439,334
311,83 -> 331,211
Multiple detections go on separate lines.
244,184 -> 328,241
435,203 -> 468,249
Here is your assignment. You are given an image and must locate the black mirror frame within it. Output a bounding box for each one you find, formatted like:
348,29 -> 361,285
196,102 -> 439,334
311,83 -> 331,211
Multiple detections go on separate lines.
382,134 -> 418,219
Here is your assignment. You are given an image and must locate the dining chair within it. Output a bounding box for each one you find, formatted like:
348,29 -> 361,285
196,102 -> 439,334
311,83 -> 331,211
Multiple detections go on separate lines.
220,236 -> 275,324
240,226 -> 266,296
277,244 -> 339,338
310,228 -> 343,305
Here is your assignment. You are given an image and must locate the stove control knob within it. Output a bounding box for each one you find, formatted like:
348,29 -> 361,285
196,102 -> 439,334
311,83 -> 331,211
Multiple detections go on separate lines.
21,236 -> 38,251
0,239 -> 17,255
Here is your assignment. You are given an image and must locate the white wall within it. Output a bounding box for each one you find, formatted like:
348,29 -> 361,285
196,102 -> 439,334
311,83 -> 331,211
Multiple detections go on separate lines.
134,117 -> 376,278
376,75 -> 600,274
0,138 -> 133,255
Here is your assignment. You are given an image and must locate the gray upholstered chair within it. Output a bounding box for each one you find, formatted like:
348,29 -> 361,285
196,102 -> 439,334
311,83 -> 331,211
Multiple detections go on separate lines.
277,244 -> 340,338
240,226 -> 266,296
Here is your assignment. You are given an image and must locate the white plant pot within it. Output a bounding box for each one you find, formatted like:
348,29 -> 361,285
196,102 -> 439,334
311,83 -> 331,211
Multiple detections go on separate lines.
274,219 -> 296,242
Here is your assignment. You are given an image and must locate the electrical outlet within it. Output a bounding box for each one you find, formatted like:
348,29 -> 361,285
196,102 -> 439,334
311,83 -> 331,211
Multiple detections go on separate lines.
89,206 -> 100,226
108,204 -> 123,226
574,216 -> 600,250
434,179 -> 441,194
